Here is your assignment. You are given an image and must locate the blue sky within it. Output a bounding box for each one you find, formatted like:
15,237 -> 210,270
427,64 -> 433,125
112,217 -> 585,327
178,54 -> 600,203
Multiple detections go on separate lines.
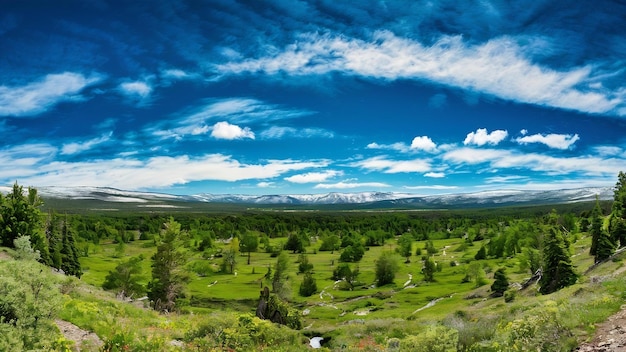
1,0 -> 625,196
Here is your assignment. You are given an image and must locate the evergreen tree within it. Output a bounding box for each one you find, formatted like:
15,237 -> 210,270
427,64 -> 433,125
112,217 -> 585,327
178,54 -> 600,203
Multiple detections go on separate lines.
539,228 -> 578,294
60,217 -> 82,278
610,171 -> 626,247
0,183 -> 46,254
272,252 -> 291,300
589,196 -> 605,254
148,217 -> 190,312
491,268 -> 509,297
590,196 -> 615,263
422,256 -> 436,282
284,233 -> 304,253
297,253 -> 313,274
299,272 -> 317,297
375,252 -> 399,286
474,245 -> 487,260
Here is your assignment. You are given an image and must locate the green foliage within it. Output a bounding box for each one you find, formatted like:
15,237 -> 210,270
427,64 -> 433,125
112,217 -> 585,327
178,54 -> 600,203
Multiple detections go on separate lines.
462,262 -> 487,287
399,325 -> 458,352
297,253 -> 313,273
422,256 -> 437,282
299,272 -> 317,297
13,235 -> 41,261
375,251 -> 399,286
148,217 -> 190,312
0,260 -> 62,350
425,240 -> 437,255
339,243 -> 365,262
539,227 -> 578,294
332,263 -> 360,290
272,251 -> 291,300
504,290 -> 516,303
284,233 -> 305,253
610,171 -> 626,247
60,217 -> 82,277
318,233 -> 340,252
490,268 -> 509,297
474,245 -> 486,260
397,233 -> 413,262
220,248 -> 237,274
239,231 -> 258,265
102,255 -> 146,297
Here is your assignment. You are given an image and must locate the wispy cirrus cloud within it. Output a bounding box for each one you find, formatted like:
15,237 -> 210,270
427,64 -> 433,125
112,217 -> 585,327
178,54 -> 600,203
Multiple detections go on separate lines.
464,128 -> 508,146
350,156 -> 432,174
443,147 -> 624,176
285,170 -> 342,183
217,31 -> 625,116
0,153 -> 329,189
260,126 -> 335,139
514,132 -> 580,150
0,72 -> 102,117
314,181 -> 391,189
61,132 -> 113,155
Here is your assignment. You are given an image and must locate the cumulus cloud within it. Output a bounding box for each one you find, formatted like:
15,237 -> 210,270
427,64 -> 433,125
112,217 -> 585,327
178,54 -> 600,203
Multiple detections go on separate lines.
118,80 -> 152,98
217,31 -> 625,116
410,136 -> 438,152
211,121 -> 255,140
514,132 -> 580,150
463,128 -> 508,146
0,72 -> 101,116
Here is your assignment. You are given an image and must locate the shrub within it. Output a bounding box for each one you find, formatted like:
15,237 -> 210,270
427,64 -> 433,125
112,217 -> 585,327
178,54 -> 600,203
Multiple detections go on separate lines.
400,325 -> 458,352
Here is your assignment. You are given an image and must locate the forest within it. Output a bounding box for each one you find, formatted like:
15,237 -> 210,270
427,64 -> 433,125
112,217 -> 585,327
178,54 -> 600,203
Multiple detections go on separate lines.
0,171 -> 625,351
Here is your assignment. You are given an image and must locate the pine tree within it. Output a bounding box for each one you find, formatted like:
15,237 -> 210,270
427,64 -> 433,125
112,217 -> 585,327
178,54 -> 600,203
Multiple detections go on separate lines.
491,268 -> 509,297
60,217 -> 82,278
610,171 -> 626,247
539,228 -> 578,294
299,272 -> 317,297
590,196 -> 615,263
148,217 -> 190,312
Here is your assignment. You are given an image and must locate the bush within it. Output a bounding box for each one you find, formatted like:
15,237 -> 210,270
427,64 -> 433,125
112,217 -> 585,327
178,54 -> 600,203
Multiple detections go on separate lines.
375,252 -> 399,286
504,290 -> 516,303
399,325 -> 458,352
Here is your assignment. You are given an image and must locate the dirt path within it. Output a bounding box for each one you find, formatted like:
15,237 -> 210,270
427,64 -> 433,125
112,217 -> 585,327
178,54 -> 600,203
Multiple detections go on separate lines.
576,305 -> 626,351
55,319 -> 103,351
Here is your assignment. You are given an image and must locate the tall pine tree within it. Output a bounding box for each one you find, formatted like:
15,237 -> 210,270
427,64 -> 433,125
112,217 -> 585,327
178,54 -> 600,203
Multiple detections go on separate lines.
610,171 -> 626,248
539,227 -> 578,294
590,196 -> 615,263
148,217 -> 190,312
60,216 -> 82,278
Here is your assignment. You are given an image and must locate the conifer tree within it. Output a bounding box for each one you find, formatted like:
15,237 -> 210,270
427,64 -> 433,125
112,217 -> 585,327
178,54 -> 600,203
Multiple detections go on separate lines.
60,217 -> 82,278
610,171 -> 626,248
491,268 -> 509,297
590,196 -> 615,263
539,228 -> 578,294
148,217 -> 190,312
299,272 -> 317,297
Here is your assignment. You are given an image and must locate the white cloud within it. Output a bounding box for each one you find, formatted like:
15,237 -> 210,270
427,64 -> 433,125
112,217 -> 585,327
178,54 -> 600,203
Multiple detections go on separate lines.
443,147 -> 625,176
210,121 -> 255,140
260,126 -> 334,139
593,146 -> 623,156
463,128 -> 508,146
351,156 -> 431,173
1,154 -> 329,189
366,142 -> 410,153
404,185 -> 458,190
217,31 -> 625,116
0,72 -> 101,116
118,80 -> 152,98
410,136 -> 438,152
257,181 -> 274,188
514,133 -> 580,150
314,181 -> 391,189
61,133 -> 112,155
285,170 -> 342,183
424,172 -> 445,178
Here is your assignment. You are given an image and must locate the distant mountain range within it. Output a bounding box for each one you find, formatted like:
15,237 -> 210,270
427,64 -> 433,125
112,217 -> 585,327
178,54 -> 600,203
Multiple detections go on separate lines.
0,186 -> 614,209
